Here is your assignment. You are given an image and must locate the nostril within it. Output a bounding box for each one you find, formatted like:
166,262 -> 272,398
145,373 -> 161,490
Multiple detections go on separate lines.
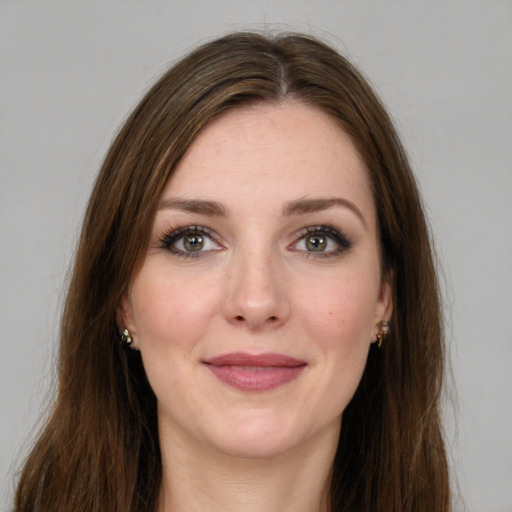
233,314 -> 279,324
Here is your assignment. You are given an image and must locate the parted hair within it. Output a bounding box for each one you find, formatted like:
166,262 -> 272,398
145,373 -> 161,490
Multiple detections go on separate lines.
15,32 -> 450,512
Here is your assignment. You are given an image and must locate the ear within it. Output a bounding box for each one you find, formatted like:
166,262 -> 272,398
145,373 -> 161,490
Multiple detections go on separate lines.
373,271 -> 393,332
116,294 -> 139,350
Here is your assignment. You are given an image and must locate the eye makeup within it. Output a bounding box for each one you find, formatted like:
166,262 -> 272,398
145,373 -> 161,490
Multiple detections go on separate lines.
158,222 -> 353,261
289,225 -> 353,259
158,225 -> 223,259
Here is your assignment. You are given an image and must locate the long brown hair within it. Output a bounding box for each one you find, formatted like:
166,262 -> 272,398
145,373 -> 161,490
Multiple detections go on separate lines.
15,32 -> 450,512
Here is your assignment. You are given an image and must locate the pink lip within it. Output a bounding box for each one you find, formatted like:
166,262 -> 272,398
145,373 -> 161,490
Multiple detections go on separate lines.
203,352 -> 306,392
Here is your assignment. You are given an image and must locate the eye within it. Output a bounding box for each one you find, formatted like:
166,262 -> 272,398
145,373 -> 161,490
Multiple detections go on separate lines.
304,233 -> 328,251
290,226 -> 352,257
160,226 -> 223,258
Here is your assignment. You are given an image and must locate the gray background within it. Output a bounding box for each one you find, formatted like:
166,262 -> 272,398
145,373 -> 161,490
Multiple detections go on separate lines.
1,1 -> 511,511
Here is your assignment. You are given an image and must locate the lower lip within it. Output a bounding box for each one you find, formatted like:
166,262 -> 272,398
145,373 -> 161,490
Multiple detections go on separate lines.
205,364 -> 306,391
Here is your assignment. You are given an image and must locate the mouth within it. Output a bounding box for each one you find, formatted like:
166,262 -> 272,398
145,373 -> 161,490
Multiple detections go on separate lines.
203,352 -> 307,392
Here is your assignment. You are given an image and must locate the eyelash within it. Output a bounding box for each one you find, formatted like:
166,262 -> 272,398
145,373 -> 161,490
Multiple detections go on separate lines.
290,225 -> 353,259
159,225 -> 223,259
158,224 -> 352,260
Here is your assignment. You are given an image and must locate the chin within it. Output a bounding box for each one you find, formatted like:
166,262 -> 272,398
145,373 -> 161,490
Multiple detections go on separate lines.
203,409 -> 334,460
209,430 -> 300,460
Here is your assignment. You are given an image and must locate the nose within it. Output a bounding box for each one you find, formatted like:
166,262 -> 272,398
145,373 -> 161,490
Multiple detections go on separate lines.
222,248 -> 290,331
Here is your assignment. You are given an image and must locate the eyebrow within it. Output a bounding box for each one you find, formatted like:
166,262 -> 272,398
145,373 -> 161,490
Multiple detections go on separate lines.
283,197 -> 367,228
158,199 -> 228,217
157,196 -> 366,227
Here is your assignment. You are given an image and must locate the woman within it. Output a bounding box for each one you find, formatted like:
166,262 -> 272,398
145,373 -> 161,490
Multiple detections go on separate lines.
15,32 -> 450,511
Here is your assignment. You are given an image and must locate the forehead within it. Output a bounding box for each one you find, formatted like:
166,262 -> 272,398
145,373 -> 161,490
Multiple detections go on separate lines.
164,101 -> 375,222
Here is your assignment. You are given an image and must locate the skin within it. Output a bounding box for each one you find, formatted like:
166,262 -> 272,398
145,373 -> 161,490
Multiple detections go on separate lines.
119,101 -> 392,512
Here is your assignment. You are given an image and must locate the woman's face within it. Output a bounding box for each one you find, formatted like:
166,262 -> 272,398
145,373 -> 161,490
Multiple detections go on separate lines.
119,101 -> 392,459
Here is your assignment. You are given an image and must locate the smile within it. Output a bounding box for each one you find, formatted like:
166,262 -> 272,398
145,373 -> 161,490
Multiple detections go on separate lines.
203,352 -> 307,392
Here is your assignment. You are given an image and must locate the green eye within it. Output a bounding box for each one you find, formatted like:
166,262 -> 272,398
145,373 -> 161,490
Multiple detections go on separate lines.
160,226 -> 223,259
289,225 -> 353,258
183,234 -> 204,251
306,234 -> 327,251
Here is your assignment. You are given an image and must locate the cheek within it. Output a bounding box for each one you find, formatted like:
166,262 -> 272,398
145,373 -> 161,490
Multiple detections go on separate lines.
129,268 -> 222,411
296,272 -> 378,351
295,274 -> 377,419
129,265 -> 221,351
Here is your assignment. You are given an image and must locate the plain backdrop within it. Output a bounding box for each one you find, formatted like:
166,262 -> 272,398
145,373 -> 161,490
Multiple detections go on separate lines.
1,1 -> 511,511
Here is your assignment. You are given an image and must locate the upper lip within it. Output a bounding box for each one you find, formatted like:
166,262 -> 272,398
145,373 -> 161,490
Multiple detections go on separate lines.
203,352 -> 306,367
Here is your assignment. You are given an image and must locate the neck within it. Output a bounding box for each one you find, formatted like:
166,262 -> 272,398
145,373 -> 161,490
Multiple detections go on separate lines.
156,423 -> 339,512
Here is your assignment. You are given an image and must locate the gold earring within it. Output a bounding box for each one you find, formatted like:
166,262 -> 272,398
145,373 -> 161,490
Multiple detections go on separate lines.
120,328 -> 133,349
376,320 -> 390,348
